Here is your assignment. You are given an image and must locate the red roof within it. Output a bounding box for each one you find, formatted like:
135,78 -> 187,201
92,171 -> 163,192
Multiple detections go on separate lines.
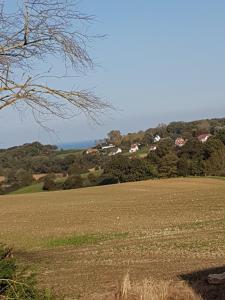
175,138 -> 186,146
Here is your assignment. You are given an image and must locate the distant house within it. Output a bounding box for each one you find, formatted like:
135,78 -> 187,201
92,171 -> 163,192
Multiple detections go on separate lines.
86,148 -> 99,155
149,145 -> 157,152
197,134 -> 212,143
101,143 -> 115,150
153,135 -> 161,143
175,137 -> 187,147
129,144 -> 139,153
108,147 -> 122,156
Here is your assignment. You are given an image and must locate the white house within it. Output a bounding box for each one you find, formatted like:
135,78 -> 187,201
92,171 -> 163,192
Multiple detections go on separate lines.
175,137 -> 186,147
109,147 -> 122,156
197,134 -> 212,143
149,145 -> 157,152
129,144 -> 139,153
153,135 -> 161,143
101,143 -> 115,150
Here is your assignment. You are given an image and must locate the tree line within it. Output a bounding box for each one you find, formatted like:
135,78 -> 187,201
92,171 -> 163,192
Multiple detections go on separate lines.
0,118 -> 225,194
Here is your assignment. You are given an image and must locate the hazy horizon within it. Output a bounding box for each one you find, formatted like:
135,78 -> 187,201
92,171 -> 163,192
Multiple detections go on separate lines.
2,113 -> 225,149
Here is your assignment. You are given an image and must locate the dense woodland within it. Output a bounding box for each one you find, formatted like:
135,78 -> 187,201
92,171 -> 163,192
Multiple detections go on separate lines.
0,117 -> 225,194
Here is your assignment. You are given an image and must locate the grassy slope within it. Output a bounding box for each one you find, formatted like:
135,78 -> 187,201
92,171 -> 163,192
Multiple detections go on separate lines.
10,182 -> 44,194
55,149 -> 84,158
11,169 -> 104,194
1,178 -> 225,298
10,174 -> 225,195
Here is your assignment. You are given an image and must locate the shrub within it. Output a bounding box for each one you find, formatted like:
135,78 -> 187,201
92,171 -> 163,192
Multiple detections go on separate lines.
87,173 -> 97,185
6,169 -> 33,192
63,175 -> 83,190
0,245 -> 15,294
0,244 -> 53,299
43,174 -> 57,191
16,169 -> 33,187
104,156 -> 157,183
68,163 -> 82,175
98,176 -> 119,186
158,152 -> 178,178
177,157 -> 189,177
114,273 -> 203,300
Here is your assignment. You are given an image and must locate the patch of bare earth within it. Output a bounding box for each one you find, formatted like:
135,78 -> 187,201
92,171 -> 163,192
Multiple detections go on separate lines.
1,178 -> 225,299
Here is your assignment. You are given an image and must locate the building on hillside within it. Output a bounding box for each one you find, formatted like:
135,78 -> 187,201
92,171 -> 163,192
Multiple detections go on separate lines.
86,148 -> 99,155
101,143 -> 115,150
153,135 -> 161,143
175,137 -> 187,147
197,134 -> 212,143
108,147 -> 122,156
129,144 -> 139,153
149,145 -> 157,152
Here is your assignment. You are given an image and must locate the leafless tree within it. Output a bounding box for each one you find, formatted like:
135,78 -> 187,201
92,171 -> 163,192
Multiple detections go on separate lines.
0,0 -> 110,125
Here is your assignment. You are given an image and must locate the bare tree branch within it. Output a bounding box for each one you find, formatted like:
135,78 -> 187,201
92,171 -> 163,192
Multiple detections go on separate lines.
0,0 -> 111,124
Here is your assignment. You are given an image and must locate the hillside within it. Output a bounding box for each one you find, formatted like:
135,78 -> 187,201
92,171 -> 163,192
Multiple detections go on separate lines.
1,178 -> 225,298
0,116 -> 225,195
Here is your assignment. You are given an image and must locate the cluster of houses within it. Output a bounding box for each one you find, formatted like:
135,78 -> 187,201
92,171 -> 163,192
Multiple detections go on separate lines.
86,133 -> 212,156
174,133 -> 212,148
86,143 -> 139,156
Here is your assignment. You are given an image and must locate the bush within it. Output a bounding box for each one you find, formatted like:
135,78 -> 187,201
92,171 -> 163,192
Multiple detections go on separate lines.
158,152 -> 178,178
177,157 -> 189,177
63,175 -> 83,190
42,174 -> 57,191
104,156 -> 157,183
6,169 -> 33,192
68,163 -> 82,175
0,244 -> 53,299
98,176 -> 119,186
87,173 -> 97,185
116,273 -> 202,300
0,245 -> 16,294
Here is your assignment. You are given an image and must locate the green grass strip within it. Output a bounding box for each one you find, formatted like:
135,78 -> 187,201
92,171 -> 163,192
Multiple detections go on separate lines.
46,232 -> 129,248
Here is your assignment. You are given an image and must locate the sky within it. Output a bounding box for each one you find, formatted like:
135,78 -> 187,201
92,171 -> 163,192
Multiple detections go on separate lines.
1,0 -> 225,148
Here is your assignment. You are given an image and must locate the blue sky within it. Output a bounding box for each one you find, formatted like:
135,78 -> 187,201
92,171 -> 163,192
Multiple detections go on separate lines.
1,0 -> 225,147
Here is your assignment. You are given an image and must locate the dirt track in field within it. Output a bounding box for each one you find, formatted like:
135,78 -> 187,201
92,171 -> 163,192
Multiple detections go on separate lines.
1,178 -> 225,298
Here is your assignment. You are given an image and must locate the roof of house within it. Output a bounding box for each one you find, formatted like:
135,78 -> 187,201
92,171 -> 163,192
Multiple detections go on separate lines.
131,144 -> 138,148
86,148 -> 98,153
175,137 -> 186,145
197,133 -> 212,141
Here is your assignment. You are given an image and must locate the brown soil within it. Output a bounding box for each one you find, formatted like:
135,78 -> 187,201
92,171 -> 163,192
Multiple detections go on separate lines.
1,178 -> 225,299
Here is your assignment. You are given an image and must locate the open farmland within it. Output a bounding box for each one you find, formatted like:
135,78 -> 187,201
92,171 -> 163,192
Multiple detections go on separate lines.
1,178 -> 225,299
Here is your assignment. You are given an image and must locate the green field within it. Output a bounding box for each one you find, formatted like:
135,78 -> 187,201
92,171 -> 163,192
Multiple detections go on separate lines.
55,149 -> 84,158
10,182 -> 44,194
1,178 -> 225,299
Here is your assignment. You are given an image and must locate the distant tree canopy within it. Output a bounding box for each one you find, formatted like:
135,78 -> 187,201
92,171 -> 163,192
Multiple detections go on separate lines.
0,142 -> 107,177
7,168 -> 33,188
216,129 -> 225,145
104,155 -> 157,183
107,130 -> 123,146
145,129 -> 225,178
